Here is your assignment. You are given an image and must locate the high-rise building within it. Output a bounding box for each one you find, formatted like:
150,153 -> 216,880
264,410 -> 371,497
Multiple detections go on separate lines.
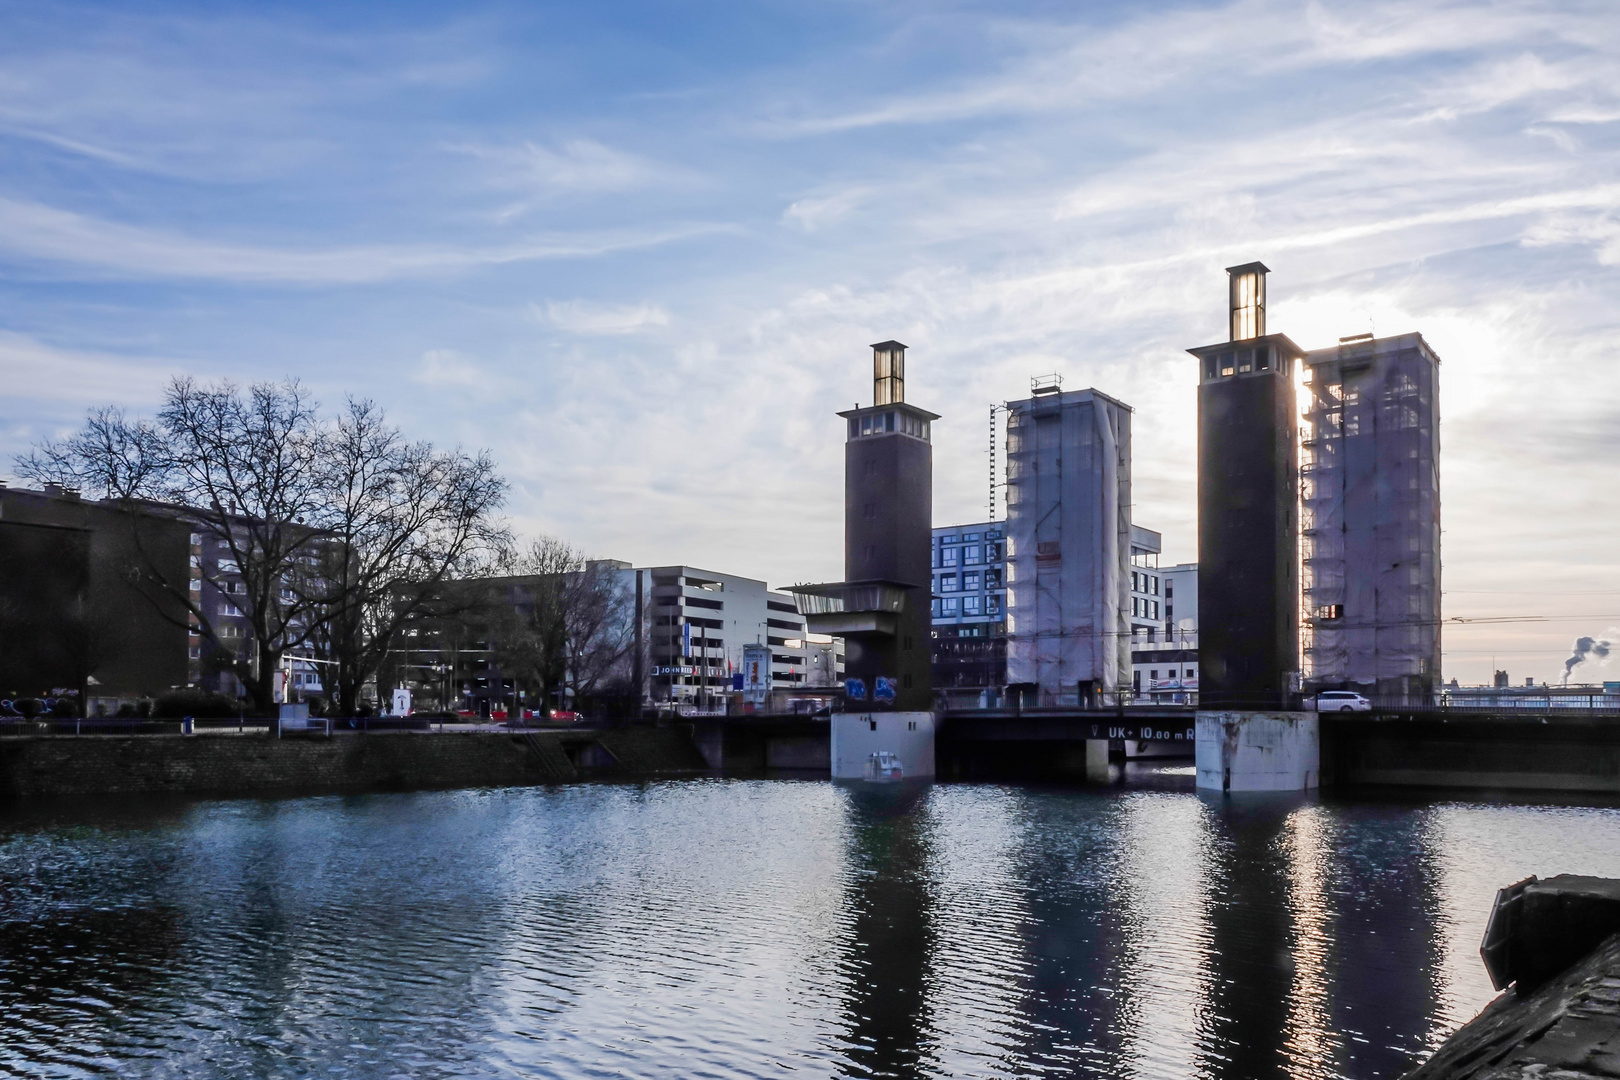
1187,262 -> 1307,709
792,341 -> 937,712
1301,332 -> 1441,699
1003,383 -> 1133,706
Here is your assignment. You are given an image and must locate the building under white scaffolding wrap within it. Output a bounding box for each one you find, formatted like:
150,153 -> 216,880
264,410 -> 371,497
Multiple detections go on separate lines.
1301,332 -> 1441,699
1004,385 -> 1133,705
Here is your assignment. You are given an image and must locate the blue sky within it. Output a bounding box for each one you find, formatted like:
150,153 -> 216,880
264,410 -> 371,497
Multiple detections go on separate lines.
2,0 -> 1618,683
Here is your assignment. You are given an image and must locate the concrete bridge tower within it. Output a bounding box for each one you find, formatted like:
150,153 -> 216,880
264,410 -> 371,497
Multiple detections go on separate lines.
790,341 -> 939,779
1186,264 -> 1319,791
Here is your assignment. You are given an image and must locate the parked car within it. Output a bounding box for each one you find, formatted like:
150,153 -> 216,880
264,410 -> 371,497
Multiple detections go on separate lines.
550,710 -> 582,723
1315,690 -> 1372,712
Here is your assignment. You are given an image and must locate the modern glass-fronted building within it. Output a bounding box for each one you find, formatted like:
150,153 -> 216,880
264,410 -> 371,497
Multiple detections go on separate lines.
930,521 -> 1008,693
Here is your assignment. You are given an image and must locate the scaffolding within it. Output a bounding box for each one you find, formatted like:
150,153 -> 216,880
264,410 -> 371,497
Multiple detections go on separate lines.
1301,333 -> 1441,698
1004,387 -> 1133,704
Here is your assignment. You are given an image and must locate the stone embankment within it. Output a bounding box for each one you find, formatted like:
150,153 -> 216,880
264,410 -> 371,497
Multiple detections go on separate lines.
0,726 -> 710,800
1405,875 -> 1620,1079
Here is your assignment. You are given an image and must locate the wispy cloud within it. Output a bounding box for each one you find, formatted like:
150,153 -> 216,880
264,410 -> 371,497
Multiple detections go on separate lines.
539,300 -> 671,335
412,348 -> 489,387
450,138 -> 673,195
0,196 -> 731,282
0,331 -> 178,405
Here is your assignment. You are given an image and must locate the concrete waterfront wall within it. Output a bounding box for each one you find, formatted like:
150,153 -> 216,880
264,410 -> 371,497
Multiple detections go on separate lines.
1196,711 -> 1319,793
831,712 -> 935,780
0,727 -> 709,800
1323,714 -> 1620,793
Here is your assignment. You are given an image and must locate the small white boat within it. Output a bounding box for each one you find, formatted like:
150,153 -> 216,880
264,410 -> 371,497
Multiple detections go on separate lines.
864,751 -> 904,782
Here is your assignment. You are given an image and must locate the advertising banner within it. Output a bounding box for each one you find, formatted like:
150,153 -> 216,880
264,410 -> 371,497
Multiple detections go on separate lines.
742,643 -> 771,704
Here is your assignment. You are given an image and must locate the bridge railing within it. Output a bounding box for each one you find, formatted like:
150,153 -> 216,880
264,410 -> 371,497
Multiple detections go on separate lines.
1368,693 -> 1620,714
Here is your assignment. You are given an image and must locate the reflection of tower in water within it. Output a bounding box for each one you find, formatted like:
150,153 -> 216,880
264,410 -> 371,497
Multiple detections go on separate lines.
1197,799 -> 1307,1080
835,786 -> 938,1078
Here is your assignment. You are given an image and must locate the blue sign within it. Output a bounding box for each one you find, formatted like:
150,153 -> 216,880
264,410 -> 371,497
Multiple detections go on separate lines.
731,673 -> 744,691
844,678 -> 867,700
682,622 -> 691,658
874,676 -> 897,702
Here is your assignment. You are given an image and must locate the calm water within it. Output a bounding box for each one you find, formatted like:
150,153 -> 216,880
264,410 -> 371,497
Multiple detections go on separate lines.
4,773 -> 1620,1080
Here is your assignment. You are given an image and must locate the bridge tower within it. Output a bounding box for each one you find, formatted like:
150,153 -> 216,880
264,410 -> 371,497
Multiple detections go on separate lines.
1186,263 -> 1319,791
789,341 -> 939,779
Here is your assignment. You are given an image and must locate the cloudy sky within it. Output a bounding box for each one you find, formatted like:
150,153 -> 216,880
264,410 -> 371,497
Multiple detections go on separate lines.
1,0 -> 1617,684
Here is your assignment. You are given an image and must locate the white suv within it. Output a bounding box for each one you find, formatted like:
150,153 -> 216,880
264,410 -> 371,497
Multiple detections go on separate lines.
1315,690 -> 1372,712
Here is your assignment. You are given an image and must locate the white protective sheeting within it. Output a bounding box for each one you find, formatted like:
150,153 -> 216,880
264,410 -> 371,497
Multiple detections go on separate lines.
1301,333 -> 1441,700
1004,389 -> 1133,704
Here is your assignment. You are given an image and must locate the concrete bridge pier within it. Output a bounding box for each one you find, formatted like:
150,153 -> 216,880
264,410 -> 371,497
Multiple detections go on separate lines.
831,712 -> 935,780
1195,711 -> 1318,793
1085,739 -> 1112,783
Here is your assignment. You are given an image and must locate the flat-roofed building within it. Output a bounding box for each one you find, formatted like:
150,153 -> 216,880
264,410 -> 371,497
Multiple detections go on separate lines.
1003,383 -> 1133,706
1301,332 -> 1441,700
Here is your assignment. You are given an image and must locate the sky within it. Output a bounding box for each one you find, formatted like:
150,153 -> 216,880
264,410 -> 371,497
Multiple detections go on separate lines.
1,0 -> 1617,685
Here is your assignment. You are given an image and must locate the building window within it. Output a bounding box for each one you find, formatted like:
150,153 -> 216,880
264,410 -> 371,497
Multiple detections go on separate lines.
1205,355 -> 1219,380
987,594 -> 1001,613
941,574 -> 958,592
1151,577 -> 1159,595
1220,352 -> 1235,377
942,598 -> 959,615
963,595 -> 982,615
986,543 -> 1002,560
964,545 -> 983,565
984,569 -> 1001,587
963,571 -> 980,590
931,599 -> 942,617
963,533 -> 980,542
942,547 -> 959,566
1151,601 -> 1159,619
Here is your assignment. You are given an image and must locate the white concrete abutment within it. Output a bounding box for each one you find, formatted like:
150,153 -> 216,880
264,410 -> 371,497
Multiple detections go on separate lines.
1195,711 -> 1319,792
830,712 -> 936,780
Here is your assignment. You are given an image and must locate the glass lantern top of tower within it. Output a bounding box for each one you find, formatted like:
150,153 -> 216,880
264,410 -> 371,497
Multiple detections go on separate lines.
872,340 -> 905,405
1226,262 -> 1268,341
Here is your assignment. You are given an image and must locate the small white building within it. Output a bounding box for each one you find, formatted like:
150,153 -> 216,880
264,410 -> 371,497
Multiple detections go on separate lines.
1129,558 -> 1199,704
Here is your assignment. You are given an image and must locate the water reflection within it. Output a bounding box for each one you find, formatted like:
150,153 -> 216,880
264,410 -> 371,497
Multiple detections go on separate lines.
836,783 -> 938,1077
2,781 -> 1619,1079
1323,803 -> 1446,1078
1198,796 -> 1304,1079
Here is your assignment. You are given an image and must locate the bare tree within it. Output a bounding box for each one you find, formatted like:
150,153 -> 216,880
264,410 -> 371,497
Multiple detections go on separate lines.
310,398 -> 509,716
19,378 -> 330,713
16,406 -> 169,500
487,538 -> 637,716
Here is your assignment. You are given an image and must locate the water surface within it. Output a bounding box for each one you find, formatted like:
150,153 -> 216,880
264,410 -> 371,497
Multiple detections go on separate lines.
4,774 -> 1619,1079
